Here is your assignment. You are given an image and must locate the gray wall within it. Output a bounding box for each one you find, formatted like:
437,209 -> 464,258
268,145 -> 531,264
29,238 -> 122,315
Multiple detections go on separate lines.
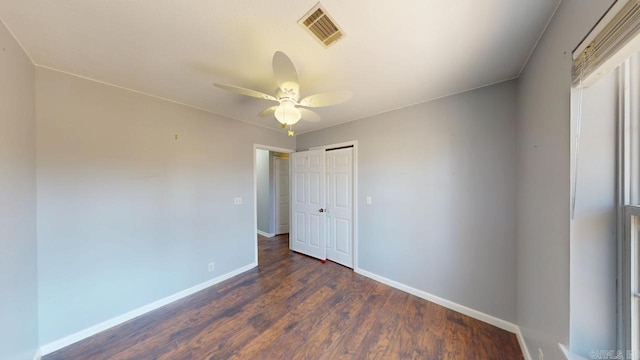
515,0 -> 615,358
35,67 -> 295,344
297,80 -> 518,322
256,149 -> 271,233
570,69 -> 617,357
0,0 -> 620,354
0,20 -> 39,360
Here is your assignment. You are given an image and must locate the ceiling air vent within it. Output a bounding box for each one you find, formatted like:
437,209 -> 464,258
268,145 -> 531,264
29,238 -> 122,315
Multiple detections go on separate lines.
298,3 -> 345,48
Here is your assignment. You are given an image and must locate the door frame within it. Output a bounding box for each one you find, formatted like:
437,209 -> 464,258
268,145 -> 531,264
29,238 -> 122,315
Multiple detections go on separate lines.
273,156 -> 289,235
310,140 -> 359,270
253,144 -> 295,265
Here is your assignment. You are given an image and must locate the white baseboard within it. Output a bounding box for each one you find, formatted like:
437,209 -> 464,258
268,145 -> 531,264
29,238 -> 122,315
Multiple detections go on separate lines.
40,262 -> 257,355
516,328 -> 532,360
559,343 -> 588,360
354,267 -> 529,358
354,267 -> 518,333
257,230 -> 275,238
39,262 -> 529,358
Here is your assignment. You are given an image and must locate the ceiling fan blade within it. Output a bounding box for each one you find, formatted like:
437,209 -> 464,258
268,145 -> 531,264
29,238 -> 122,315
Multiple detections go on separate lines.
258,105 -> 278,117
299,91 -> 352,107
272,51 -> 300,96
299,108 -> 321,122
214,83 -> 277,101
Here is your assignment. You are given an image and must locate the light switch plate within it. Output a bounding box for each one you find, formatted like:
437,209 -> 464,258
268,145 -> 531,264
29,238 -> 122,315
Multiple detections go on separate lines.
234,197 -> 242,205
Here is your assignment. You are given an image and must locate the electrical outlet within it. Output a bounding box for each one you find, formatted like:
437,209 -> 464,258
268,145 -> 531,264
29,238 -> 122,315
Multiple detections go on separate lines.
538,348 -> 543,360
234,197 -> 242,205
208,262 -> 215,272
366,196 -> 372,205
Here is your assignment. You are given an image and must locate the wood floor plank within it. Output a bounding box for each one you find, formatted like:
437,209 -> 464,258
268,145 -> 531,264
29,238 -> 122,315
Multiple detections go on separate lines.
43,234 -> 524,360
355,288 -> 409,359
385,293 -> 444,359
321,282 -> 394,359
227,285 -> 336,360
292,276 -> 375,359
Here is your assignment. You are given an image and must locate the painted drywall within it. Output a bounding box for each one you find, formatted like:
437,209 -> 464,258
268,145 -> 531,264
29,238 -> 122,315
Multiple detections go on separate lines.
297,80 -> 518,322
569,67 -> 617,356
256,149 -> 271,234
0,20 -> 38,360
35,67 -> 295,344
515,0 -> 615,358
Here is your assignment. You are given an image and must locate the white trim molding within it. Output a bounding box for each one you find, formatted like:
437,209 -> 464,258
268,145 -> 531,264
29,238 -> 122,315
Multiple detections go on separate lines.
257,230 -> 275,238
32,348 -> 42,360
40,262 -> 257,355
354,266 -> 529,359
517,329 -> 532,360
354,267 -> 518,332
559,343 -> 588,360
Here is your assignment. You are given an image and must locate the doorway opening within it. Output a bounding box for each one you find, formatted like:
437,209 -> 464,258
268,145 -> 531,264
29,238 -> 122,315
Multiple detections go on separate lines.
253,142 -> 357,270
253,144 -> 294,266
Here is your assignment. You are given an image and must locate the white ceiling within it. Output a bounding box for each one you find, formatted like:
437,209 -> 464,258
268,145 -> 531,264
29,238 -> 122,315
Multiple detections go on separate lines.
0,0 -> 559,134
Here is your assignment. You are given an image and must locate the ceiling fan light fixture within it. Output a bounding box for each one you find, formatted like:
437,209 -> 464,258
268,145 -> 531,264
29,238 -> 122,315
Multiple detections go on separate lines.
274,100 -> 301,125
214,51 -> 350,135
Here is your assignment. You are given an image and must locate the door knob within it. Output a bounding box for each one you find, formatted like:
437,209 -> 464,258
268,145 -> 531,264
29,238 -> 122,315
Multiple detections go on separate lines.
319,208 -> 325,212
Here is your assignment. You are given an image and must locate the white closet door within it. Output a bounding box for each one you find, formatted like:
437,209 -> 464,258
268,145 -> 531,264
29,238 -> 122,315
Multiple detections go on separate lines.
326,148 -> 353,268
290,150 -> 326,261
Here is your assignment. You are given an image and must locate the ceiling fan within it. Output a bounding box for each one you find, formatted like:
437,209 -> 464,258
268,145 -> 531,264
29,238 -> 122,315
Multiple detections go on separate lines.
214,51 -> 351,136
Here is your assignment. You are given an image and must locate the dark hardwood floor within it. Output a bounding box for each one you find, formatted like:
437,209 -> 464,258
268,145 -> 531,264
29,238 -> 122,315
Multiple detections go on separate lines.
44,234 -> 523,359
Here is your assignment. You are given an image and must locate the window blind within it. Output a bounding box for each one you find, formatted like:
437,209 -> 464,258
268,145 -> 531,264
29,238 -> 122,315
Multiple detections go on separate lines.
573,0 -> 640,86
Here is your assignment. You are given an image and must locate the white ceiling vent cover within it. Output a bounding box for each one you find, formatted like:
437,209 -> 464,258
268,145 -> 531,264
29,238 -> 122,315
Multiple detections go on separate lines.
298,3 -> 345,48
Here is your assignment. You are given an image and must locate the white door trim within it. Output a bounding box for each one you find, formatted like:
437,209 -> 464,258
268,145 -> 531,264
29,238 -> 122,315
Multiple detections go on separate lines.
274,156 -> 290,235
309,140 -> 358,270
253,144 -> 295,265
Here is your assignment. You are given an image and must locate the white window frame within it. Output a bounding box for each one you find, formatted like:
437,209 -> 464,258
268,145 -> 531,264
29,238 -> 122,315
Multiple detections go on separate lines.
621,54 -> 640,354
624,205 -> 640,354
